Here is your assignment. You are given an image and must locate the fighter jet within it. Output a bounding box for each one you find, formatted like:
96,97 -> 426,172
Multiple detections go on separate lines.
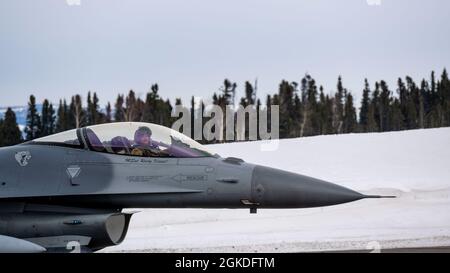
0,122 -> 392,252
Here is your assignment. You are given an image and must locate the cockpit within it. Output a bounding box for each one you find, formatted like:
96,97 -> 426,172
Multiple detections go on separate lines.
28,122 -> 214,158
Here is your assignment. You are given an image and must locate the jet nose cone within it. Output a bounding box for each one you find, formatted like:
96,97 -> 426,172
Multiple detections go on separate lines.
251,165 -> 364,208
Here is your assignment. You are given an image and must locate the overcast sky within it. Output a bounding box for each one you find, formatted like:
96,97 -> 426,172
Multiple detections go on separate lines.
0,0 -> 449,107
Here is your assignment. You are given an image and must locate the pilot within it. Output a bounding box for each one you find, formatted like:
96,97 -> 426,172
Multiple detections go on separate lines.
131,126 -> 160,156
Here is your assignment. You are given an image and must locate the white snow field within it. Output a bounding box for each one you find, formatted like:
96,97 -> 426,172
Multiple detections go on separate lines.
103,128 -> 450,252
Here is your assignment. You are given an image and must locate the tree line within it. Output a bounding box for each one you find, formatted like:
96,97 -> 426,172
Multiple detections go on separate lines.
0,69 -> 449,146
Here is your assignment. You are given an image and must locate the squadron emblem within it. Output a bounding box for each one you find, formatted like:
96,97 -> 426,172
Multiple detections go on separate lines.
15,151 -> 32,166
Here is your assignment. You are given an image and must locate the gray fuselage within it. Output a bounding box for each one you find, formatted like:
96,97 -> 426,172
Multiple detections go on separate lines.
0,143 -> 367,211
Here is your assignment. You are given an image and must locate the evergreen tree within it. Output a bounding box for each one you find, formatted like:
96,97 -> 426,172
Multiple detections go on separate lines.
48,103 -> 55,134
24,95 -> 42,140
143,84 -> 160,123
114,94 -> 125,122
86,92 -> 93,125
135,98 -> 145,122
359,79 -> 371,132
242,81 -> 256,106
299,77 -> 307,137
343,92 -> 357,133
426,71 -> 440,127
305,78 -> 320,136
141,84 -> 172,126
318,86 -> 333,135
125,90 -> 138,122
238,82 -> 257,140
405,77 -> 419,129
86,91 -> 101,125
379,80 -> 391,131
418,79 -> 427,129
41,99 -> 55,136
0,108 -> 22,146
439,68 -> 450,126
215,79 -> 237,141
105,102 -> 112,123
367,103 -> 378,132
293,91 -> 302,136
299,75 -> 320,137
389,97 -> 404,131
371,82 -> 381,131
325,93 -> 334,135
162,99 -> 174,127
279,80 -> 298,138
56,99 -> 69,132
333,76 -> 345,134
397,78 -> 408,128
220,79 -> 237,106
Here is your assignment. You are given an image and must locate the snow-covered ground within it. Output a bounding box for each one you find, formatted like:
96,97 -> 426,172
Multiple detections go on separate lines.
103,128 -> 450,252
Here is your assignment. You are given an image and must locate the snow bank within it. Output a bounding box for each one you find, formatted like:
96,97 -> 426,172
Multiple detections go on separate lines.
210,128 -> 450,192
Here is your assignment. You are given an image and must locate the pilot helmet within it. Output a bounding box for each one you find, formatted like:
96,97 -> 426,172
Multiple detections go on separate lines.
134,126 -> 152,145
